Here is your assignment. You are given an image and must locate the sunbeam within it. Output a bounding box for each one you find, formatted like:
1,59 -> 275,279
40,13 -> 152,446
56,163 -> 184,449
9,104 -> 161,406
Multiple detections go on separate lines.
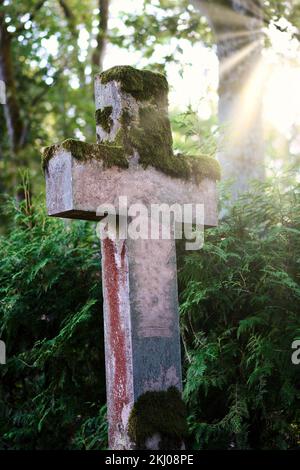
226,57 -> 269,147
217,28 -> 263,42
196,0 -> 263,30
219,39 -> 262,77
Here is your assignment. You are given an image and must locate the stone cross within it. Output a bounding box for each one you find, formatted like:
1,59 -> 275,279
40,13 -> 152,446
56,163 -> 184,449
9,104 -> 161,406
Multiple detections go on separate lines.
43,66 -> 219,450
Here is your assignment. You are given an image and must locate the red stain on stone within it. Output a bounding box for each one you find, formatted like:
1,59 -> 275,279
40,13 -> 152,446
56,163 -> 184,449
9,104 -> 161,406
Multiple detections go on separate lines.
102,237 -> 129,447
121,241 -> 126,262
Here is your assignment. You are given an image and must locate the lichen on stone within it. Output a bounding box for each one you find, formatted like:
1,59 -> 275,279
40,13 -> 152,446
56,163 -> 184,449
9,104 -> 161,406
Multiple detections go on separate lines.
95,106 -> 113,133
42,138 -> 128,171
128,386 -> 188,450
99,65 -> 168,103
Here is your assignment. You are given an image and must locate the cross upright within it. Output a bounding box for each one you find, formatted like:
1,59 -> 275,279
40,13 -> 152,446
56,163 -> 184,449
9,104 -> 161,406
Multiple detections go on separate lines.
43,66 -> 219,450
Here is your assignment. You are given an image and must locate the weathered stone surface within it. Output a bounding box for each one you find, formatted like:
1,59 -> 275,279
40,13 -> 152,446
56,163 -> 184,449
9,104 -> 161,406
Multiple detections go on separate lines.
46,149 -> 218,227
44,66 -> 219,450
101,233 -> 182,449
101,237 -> 134,449
93,68 -> 221,183
94,77 -> 140,145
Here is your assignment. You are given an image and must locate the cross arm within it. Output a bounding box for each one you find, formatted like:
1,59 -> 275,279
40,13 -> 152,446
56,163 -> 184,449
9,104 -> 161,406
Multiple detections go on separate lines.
43,66 -> 220,227
44,139 -> 219,226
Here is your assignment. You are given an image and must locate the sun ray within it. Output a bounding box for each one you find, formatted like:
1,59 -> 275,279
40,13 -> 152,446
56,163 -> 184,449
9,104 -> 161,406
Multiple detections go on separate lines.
197,1 -> 262,30
233,0 -> 263,20
217,28 -> 263,42
219,39 -> 261,77
225,56 -> 269,148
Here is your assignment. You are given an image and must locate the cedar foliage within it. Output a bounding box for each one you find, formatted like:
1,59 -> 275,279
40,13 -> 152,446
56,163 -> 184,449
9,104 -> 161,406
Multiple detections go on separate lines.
0,170 -> 299,449
178,171 -> 300,449
0,195 -> 107,449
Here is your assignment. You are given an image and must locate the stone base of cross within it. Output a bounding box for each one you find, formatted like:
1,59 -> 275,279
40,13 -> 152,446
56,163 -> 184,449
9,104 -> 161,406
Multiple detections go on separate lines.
43,66 -> 219,450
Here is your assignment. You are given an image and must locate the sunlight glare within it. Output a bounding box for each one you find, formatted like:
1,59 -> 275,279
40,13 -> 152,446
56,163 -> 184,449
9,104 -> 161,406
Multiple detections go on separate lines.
226,57 -> 269,147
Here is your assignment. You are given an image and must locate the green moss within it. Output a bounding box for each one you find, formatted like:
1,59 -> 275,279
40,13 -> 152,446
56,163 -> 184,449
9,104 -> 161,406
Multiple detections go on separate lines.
120,108 -> 132,128
95,106 -> 113,133
43,66 -> 220,182
185,154 -> 221,182
96,67 -> 220,183
42,135 -> 220,182
111,106 -> 221,183
99,66 -> 168,103
129,103 -> 173,169
115,108 -> 135,155
42,145 -> 57,168
42,138 -> 128,171
128,387 -> 188,450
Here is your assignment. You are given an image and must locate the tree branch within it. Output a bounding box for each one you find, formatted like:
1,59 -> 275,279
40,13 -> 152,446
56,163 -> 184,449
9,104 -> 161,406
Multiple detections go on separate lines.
58,0 -> 77,37
92,0 -> 110,72
15,0 -> 47,34
0,8 -> 24,153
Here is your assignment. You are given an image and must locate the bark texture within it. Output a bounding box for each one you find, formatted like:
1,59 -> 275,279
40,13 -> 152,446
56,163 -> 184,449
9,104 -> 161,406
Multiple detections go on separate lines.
0,6 -> 24,154
92,0 -> 110,72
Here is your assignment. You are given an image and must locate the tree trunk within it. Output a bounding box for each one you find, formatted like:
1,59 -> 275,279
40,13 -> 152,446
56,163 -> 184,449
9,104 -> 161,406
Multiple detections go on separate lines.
193,0 -> 265,198
92,0 -> 110,73
0,8 -> 24,155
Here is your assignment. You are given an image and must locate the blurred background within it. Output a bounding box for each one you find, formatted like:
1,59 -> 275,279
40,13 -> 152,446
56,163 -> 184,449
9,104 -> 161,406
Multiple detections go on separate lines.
1,0 -> 300,212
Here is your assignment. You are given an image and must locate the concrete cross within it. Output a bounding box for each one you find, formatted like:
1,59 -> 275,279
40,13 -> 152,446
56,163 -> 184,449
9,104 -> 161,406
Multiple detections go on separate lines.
43,66 -> 219,450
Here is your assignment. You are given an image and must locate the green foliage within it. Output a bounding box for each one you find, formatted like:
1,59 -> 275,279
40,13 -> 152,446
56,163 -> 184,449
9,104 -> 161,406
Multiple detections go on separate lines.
171,107 -> 219,158
178,171 -> 300,449
0,171 -> 300,449
71,404 -> 108,450
98,96 -> 220,183
0,0 -> 98,205
126,102 -> 220,181
0,197 -> 107,449
116,0 -> 214,67
129,100 -> 221,183
1,0 -> 300,206
1,0 -> 300,450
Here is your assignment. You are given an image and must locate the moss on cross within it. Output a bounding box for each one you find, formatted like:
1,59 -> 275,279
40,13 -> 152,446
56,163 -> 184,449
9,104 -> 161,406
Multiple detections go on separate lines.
42,65 -> 221,183
42,139 -> 128,172
99,65 -> 169,103
128,386 -> 188,450
95,106 -> 113,133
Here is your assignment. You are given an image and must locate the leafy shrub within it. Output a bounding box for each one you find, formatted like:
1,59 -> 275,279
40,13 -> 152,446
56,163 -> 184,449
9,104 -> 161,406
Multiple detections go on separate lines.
0,171 -> 299,450
0,197 -> 107,449
178,173 -> 300,449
